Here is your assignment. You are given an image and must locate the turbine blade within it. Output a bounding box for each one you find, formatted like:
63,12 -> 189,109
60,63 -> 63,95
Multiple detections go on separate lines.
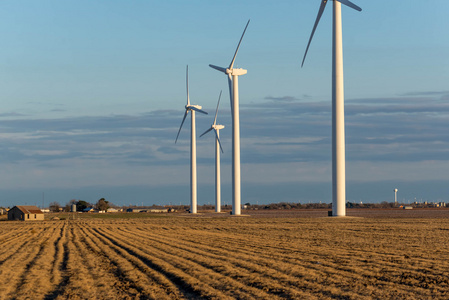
301,0 -> 328,68
190,106 -> 208,115
228,74 -> 233,115
229,19 -> 250,70
336,0 -> 362,11
200,127 -> 213,137
213,90 -> 222,125
209,64 -> 227,74
186,65 -> 190,105
214,129 -> 224,153
175,110 -> 188,143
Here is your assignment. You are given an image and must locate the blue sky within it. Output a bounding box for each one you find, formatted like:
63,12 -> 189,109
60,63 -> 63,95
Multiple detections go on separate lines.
0,1 -> 448,207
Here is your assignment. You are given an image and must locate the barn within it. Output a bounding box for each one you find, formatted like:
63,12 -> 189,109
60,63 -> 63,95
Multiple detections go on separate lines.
8,206 -> 44,221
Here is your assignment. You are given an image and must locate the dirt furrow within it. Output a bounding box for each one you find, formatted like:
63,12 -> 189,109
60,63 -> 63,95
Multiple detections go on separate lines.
51,222 -> 140,299
14,224 -> 65,299
78,222 -> 182,299
96,226 -> 292,299
91,226 -> 241,299
0,226 -> 47,261
0,222 -> 63,299
44,222 -> 72,300
0,225 -> 33,246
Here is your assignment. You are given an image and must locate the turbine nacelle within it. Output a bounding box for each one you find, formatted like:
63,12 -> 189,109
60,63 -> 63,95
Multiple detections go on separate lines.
186,104 -> 205,112
209,65 -> 248,76
213,124 -> 225,130
228,68 -> 247,76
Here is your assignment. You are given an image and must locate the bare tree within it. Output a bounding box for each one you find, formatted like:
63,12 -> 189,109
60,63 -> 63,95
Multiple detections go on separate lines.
95,198 -> 109,211
49,201 -> 61,212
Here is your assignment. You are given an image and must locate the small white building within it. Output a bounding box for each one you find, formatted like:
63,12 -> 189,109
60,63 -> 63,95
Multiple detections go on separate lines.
149,208 -> 168,213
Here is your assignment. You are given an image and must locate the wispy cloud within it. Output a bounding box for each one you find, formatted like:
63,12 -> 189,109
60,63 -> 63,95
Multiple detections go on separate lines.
399,91 -> 449,97
264,96 -> 300,102
0,112 -> 28,118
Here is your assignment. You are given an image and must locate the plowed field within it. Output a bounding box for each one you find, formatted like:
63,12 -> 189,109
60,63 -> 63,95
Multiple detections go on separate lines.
1,210 -> 448,299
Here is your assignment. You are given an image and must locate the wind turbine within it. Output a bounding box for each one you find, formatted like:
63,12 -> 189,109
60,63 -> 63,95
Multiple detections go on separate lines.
200,91 -> 225,213
302,0 -> 361,217
175,65 -> 208,214
209,19 -> 250,216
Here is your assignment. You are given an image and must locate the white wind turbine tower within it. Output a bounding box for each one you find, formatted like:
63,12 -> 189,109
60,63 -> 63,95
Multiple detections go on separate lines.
302,0 -> 361,217
210,19 -> 250,216
175,65 -> 208,214
200,91 -> 225,213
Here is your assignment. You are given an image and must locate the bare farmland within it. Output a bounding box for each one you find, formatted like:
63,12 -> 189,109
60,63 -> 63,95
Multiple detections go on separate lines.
1,210 -> 448,299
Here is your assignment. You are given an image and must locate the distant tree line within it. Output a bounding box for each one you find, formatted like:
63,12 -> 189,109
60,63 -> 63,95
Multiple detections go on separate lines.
244,201 -> 447,210
44,199 -> 446,213
243,202 -> 332,210
47,198 -> 113,212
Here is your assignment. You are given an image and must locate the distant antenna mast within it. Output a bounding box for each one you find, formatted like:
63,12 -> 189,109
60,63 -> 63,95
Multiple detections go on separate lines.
42,192 -> 45,209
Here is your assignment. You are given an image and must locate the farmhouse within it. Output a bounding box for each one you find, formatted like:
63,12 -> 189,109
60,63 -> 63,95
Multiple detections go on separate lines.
8,206 -> 44,221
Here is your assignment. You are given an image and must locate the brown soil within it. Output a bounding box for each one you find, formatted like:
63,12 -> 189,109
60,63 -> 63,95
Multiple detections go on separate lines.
1,209 -> 448,299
